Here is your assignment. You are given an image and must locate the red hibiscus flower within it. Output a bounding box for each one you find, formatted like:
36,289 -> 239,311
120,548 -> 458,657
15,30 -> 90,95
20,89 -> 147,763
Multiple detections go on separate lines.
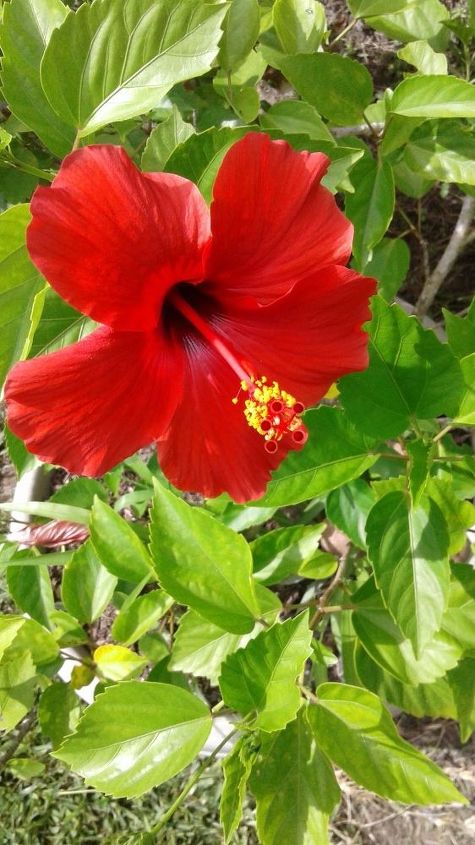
5,133 -> 375,503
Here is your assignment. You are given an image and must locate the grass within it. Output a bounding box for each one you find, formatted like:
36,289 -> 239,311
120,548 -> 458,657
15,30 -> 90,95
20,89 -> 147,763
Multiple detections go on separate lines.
0,723 -> 259,845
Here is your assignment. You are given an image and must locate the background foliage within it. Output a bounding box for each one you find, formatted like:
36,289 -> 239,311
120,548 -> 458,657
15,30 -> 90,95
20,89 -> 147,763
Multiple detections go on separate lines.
0,0 -> 474,843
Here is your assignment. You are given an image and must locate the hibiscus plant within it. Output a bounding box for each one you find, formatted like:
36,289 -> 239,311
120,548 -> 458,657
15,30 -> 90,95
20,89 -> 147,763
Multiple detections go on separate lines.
0,0 -> 474,842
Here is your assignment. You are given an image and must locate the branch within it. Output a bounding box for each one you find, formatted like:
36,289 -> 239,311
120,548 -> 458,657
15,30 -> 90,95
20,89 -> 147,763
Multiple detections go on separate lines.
0,710 -> 36,769
415,195 -> 475,317
309,552 -> 349,629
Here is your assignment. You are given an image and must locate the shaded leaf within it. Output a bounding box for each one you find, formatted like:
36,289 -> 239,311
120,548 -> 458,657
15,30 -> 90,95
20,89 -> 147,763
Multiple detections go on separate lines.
62,540 -> 117,624
39,682 -> 81,749
0,0 -> 74,155
141,106 -> 195,172
0,205 -> 43,390
220,737 -> 255,843
339,296 -> 464,439
250,707 -> 340,845
281,53 -> 373,125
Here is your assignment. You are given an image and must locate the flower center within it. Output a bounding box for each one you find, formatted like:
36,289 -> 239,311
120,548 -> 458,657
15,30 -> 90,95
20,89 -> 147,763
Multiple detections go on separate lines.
168,288 -> 308,454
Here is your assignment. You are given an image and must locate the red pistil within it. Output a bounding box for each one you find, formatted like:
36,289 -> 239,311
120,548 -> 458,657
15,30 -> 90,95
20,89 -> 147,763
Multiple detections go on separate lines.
169,289 -> 308,454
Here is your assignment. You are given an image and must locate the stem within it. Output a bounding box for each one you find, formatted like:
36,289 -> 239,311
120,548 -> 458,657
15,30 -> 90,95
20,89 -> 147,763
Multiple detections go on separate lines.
329,17 -> 357,46
415,195 -> 475,317
1,156 -> 55,182
433,423 -> 454,444
71,131 -> 81,151
309,553 -> 349,629
137,726 -> 239,843
0,710 -> 36,769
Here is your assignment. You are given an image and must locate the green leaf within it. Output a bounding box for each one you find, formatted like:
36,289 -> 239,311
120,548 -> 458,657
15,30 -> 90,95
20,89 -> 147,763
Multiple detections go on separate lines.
366,491 -> 450,656
339,296 -> 464,439
367,0 -> 449,42
170,611 -> 242,685
111,590 -> 174,646
50,477 -> 107,510
442,564 -> 475,654
259,101 -> 335,144
390,74 -> 475,119
404,123 -> 475,186
4,425 -> 40,477
361,237 -> 410,302
426,478 -> 475,557
219,612 -> 312,732
326,479 -> 376,549
90,498 -> 154,582
54,682 -> 211,798
250,707 -> 340,845
407,439 -> 433,504
150,482 -> 260,634
0,0 -> 74,155
310,683 -> 466,804
355,645 -> 458,720
273,0 -> 325,54
6,758 -> 45,779
352,577 -> 462,685
41,0 -> 228,137
0,128 -> 12,152
5,618 -> 59,672
398,39 -> 447,74
220,737 -> 255,844
38,682 -> 81,749
0,650 -> 37,732
49,610 -> 89,647
281,53 -> 373,126
251,524 -> 325,584
454,354 -> 475,425
169,587 -> 281,684
0,500 -> 90,525
165,125 -> 251,202
254,407 -> 380,508
0,617 -> 27,659
218,0 -> 260,71
213,48 -> 266,123
348,0 -> 411,16
444,306 -> 475,359
0,205 -> 43,391
61,540 -> 118,624
448,658 -> 475,743
141,107 -> 195,172
93,644 -> 147,682
345,157 -> 395,267
218,503 -> 278,531
28,287 -> 95,359
6,562 -> 55,630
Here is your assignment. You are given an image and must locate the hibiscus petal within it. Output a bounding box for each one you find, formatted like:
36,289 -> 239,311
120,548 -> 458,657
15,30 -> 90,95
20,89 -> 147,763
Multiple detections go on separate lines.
205,133 -> 353,302
212,266 -> 376,406
27,145 -> 210,331
5,327 -> 183,476
157,337 -> 285,503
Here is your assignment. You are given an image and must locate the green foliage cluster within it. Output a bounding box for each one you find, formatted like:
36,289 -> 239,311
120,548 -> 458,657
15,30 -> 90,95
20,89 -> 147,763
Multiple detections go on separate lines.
0,0 -> 475,842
